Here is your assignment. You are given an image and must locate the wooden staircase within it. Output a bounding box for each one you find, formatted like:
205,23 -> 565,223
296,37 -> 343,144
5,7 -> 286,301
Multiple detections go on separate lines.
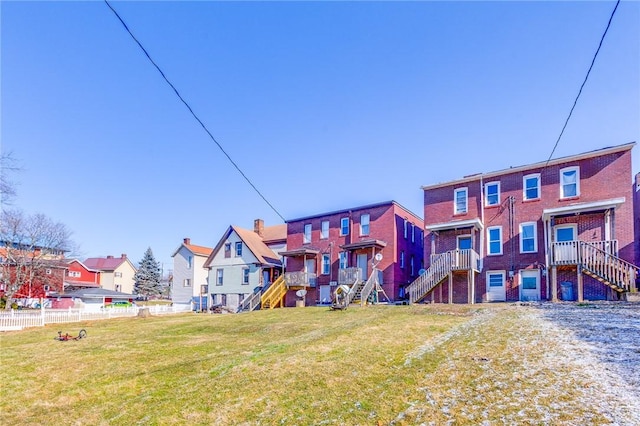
260,275 -> 286,309
579,242 -> 639,293
407,251 -> 454,304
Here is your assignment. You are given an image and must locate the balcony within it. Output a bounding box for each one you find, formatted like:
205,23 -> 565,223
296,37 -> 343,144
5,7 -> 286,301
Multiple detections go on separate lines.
284,271 -> 317,288
338,267 -> 363,285
430,249 -> 480,272
551,240 -> 618,266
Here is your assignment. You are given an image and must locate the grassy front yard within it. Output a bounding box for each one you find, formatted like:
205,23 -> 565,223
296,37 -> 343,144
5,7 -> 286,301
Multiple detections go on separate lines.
1,304 -> 635,425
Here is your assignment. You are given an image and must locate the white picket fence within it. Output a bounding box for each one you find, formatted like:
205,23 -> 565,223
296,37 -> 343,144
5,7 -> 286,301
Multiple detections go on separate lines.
0,305 -> 191,331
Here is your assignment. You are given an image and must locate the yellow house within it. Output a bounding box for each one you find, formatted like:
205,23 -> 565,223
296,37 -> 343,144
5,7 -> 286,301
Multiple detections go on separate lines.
84,254 -> 137,294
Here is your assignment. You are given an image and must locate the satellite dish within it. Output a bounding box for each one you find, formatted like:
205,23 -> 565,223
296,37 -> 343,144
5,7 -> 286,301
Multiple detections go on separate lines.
374,253 -> 383,262
295,289 -> 307,298
419,269 -> 427,276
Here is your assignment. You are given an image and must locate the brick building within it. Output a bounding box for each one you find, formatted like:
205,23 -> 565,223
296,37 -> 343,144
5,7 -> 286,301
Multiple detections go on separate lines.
409,142 -> 638,304
278,201 -> 424,307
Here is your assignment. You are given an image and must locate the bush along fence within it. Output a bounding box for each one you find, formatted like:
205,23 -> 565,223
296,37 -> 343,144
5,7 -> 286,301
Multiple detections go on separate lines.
0,305 -> 191,331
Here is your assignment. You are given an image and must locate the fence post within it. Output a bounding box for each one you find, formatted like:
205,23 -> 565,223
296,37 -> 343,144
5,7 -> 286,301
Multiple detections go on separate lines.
41,302 -> 45,326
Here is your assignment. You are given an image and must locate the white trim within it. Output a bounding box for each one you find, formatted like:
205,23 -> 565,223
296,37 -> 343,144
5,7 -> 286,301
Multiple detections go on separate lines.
320,220 -> 329,239
487,226 -> 503,255
426,218 -> 484,232
560,166 -> 580,199
360,214 -> 370,236
519,222 -> 538,253
542,197 -> 625,221
340,217 -> 349,236
485,181 -> 500,206
454,187 -> 468,214
303,223 -> 312,244
523,173 -> 541,201
554,224 -> 577,242
519,269 -> 540,301
486,270 -> 506,302
421,142 -> 635,190
457,234 -> 472,250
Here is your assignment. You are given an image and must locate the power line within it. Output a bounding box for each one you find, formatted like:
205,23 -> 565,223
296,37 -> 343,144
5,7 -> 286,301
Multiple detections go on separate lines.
103,0 -> 286,222
545,0 -> 621,167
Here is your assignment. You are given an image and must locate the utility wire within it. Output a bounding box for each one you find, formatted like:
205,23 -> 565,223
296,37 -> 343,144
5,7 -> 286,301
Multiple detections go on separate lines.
103,0 -> 286,222
544,0 -> 620,167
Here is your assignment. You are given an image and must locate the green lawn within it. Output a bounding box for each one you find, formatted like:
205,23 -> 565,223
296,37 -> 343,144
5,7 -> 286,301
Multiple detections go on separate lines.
0,304 -> 619,425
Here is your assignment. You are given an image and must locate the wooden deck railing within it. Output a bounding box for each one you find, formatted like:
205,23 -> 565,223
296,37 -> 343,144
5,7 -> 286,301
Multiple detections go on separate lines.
408,249 -> 479,303
284,271 -> 317,288
260,276 -> 286,309
338,267 -> 362,285
579,242 -> 637,292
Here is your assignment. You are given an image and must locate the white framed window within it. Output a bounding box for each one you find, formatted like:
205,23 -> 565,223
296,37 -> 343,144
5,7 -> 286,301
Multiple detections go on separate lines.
303,223 -> 312,243
183,278 -> 191,287
487,226 -> 503,255
454,187 -> 468,214
235,242 -> 243,256
242,268 -> 249,285
403,219 -> 408,239
68,271 -> 81,278
400,251 -> 405,268
410,256 -> 415,276
340,218 -> 349,236
523,173 -> 541,201
216,269 -> 224,286
320,220 -> 329,239
339,252 -> 347,269
520,222 -> 538,253
360,214 -> 370,236
560,166 -> 580,199
457,235 -> 472,250
114,272 -> 123,278
322,254 -> 330,275
485,182 -> 500,206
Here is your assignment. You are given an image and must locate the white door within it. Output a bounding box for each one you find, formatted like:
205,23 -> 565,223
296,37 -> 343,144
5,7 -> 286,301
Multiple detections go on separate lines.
486,271 -> 506,302
520,270 -> 540,301
554,225 -> 577,263
319,285 -> 331,304
357,254 -> 368,281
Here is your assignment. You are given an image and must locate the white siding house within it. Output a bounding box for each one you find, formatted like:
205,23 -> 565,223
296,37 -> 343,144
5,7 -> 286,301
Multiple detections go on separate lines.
204,220 -> 286,310
171,238 -> 213,310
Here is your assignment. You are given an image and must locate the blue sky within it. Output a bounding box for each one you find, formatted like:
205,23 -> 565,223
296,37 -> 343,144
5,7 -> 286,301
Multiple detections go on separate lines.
1,1 -> 638,270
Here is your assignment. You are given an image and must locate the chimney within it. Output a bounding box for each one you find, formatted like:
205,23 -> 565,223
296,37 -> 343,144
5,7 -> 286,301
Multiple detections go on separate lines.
121,254 -> 127,259
107,255 -> 114,259
254,219 -> 264,237
184,238 -> 191,245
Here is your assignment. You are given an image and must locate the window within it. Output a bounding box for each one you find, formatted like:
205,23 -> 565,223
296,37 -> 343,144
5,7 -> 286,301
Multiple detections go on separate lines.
187,255 -> 193,269
485,182 -> 500,206
487,226 -> 503,255
488,273 -> 504,288
523,173 -> 540,200
45,269 -> 52,275
457,235 -> 472,250
360,214 -> 370,236
242,268 -> 249,285
411,224 -> 415,243
340,218 -> 349,236
454,187 -> 468,214
339,252 -> 347,269
68,271 -> 81,278
303,223 -> 312,243
183,278 -> 191,287
216,269 -> 223,285
400,251 -> 405,268
322,254 -> 331,275
235,242 -> 243,256
224,243 -> 231,258
520,222 -> 537,253
114,272 -> 123,278
403,219 -> 408,239
560,166 -> 579,198
410,256 -> 415,276
320,220 -> 329,239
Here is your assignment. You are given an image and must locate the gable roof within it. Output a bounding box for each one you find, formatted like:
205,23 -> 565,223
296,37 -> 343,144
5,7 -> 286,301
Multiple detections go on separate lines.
171,240 -> 213,258
66,258 -> 99,272
262,224 -> 286,243
84,255 -> 134,272
204,225 -> 282,268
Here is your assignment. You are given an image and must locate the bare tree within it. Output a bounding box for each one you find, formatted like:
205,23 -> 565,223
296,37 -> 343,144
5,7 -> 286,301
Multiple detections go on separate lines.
1,210 -> 74,306
0,151 -> 20,206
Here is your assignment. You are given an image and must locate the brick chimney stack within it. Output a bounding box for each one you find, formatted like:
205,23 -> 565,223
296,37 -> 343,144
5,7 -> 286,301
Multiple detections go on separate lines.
184,238 -> 191,245
121,254 -> 127,259
254,219 -> 264,237
107,255 -> 114,259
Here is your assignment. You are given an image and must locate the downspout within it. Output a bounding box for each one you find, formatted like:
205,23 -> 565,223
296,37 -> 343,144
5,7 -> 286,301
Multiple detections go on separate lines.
479,175 -> 485,271
543,216 -> 550,300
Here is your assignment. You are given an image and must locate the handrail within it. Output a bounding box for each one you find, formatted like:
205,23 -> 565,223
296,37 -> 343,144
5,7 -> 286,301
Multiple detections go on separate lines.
338,267 -> 362,285
260,276 -> 286,309
237,291 -> 261,313
579,241 -> 638,292
358,268 -> 379,306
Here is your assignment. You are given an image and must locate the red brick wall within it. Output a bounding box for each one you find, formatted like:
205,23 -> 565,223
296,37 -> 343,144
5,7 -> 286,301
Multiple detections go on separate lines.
423,146 -> 635,302
285,202 -> 424,302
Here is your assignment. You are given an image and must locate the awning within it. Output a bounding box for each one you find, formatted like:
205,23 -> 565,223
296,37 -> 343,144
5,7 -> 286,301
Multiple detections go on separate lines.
425,218 -> 484,232
280,248 -> 320,257
340,239 -> 387,251
542,197 -> 625,221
